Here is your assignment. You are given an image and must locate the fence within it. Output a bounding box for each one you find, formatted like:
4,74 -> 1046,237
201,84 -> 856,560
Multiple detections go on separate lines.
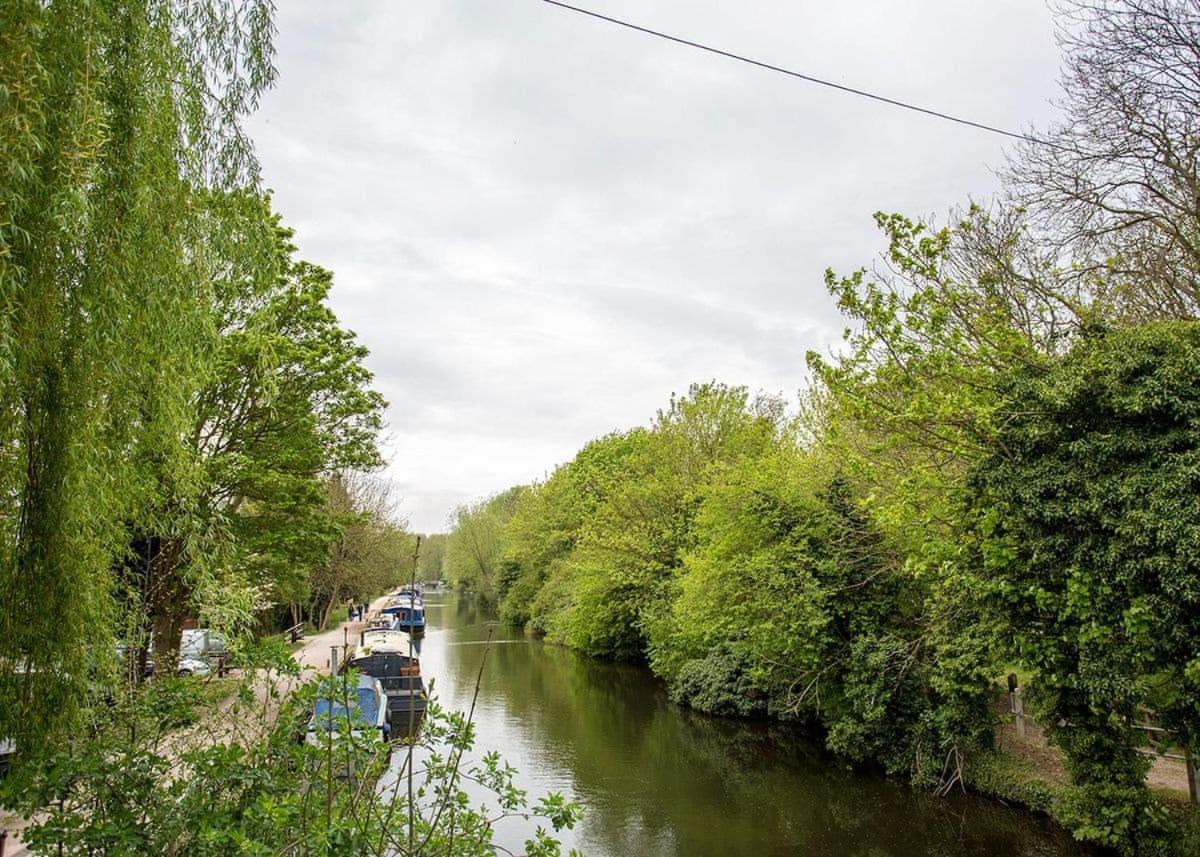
1006,674 -> 1199,805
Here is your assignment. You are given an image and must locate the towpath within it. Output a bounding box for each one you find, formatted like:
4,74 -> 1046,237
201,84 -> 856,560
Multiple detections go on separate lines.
0,594 -> 396,856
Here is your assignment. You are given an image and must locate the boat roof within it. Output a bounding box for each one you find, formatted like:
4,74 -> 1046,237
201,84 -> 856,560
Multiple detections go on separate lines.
360,629 -> 414,652
381,603 -> 424,614
312,675 -> 381,726
351,648 -> 418,667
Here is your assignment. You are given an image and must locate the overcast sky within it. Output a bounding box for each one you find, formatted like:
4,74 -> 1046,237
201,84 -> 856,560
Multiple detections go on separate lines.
245,1 -> 1064,533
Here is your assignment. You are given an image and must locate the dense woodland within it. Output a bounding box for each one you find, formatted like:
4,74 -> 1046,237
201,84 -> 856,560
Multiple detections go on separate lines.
444,2 -> 1200,853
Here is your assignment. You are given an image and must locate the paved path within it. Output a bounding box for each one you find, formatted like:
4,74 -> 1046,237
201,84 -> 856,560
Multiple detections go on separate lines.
0,596 -> 395,855
292,595 -> 390,672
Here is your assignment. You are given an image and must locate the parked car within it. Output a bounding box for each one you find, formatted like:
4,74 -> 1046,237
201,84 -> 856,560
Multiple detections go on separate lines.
114,644 -> 211,678
174,655 -> 212,677
180,629 -> 229,664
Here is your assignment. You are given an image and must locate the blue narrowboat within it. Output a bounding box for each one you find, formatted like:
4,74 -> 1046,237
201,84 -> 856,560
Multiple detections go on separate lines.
380,598 -> 426,634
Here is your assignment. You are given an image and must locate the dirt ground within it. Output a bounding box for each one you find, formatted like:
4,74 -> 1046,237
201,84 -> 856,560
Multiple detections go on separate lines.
0,597 -> 390,856
996,696 -> 1194,797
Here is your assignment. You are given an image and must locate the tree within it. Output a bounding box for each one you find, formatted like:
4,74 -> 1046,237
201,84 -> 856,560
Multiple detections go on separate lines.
416,533 -> 448,582
497,431 -> 642,629
195,204 -> 384,626
973,321 -> 1200,853
461,384 -> 784,661
308,472 -> 412,630
1010,0 -> 1200,321
0,0 -> 274,748
805,211 -> 1049,551
444,488 -> 524,603
133,197 -> 385,664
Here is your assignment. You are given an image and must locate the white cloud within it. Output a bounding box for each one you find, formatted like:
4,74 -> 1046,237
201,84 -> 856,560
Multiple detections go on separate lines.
246,0 -> 1062,531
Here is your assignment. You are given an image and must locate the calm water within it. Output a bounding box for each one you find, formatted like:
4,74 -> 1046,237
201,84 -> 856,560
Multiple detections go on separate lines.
400,592 -> 1087,857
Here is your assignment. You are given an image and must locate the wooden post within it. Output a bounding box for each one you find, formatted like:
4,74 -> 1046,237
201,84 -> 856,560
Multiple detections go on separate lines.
1008,673 -> 1026,740
1187,748 -> 1198,805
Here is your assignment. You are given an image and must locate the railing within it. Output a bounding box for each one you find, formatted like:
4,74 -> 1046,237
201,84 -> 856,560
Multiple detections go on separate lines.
284,622 -> 305,644
1006,674 -> 1199,804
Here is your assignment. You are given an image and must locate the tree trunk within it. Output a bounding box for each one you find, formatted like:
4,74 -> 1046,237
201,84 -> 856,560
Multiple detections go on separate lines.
147,537 -> 189,673
319,595 -> 336,631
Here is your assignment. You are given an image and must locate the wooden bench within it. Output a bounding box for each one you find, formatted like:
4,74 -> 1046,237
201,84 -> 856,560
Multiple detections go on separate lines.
284,622 -> 305,644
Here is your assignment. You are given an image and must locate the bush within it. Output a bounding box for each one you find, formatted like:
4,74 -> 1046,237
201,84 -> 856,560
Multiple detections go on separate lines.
4,643 -> 581,856
669,650 -> 768,718
1057,783 -> 1177,856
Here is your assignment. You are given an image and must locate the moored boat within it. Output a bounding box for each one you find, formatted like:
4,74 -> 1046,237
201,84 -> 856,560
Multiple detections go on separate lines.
344,629 -> 428,736
391,586 -> 422,602
380,598 -> 426,635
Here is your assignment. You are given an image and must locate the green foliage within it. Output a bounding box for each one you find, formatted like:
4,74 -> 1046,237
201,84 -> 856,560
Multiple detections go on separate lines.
192,199 -> 385,631
668,649 -> 768,718
805,210 -> 1047,547
3,644 -> 581,856
0,0 -> 389,761
416,533 -> 448,582
454,375 -> 1001,782
451,210 -> 1200,855
6,2 -> 1200,853
0,0 -> 274,750
444,487 -> 525,604
972,321 -> 1200,854
493,384 -> 785,661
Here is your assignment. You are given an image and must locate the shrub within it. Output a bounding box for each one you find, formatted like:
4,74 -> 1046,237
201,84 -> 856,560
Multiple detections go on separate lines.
669,650 -> 768,718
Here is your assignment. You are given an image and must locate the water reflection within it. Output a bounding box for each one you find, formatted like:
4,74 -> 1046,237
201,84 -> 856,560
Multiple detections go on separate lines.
399,593 -> 1087,857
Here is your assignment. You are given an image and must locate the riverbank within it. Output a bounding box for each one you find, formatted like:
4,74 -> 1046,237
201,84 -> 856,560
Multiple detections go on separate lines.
969,710 -> 1200,856
498,604 -> 1200,855
966,749 -> 1200,857
402,593 -> 1092,856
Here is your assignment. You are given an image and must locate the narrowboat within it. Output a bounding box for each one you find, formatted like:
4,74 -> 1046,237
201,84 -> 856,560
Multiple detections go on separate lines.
345,629 -> 428,736
303,674 -> 389,747
380,597 -> 426,635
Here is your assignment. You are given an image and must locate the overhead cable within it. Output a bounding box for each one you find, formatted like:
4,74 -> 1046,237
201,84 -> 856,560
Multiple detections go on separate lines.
543,0 -> 1065,150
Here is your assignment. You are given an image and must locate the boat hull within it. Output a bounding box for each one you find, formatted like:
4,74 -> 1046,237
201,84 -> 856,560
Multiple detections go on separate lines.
385,676 -> 428,738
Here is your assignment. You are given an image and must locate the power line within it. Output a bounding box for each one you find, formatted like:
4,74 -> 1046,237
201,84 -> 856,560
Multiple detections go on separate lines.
542,0 -> 1063,150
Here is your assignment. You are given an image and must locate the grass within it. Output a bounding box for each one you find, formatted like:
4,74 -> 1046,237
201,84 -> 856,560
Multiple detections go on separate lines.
305,606 -> 348,636
197,675 -> 240,708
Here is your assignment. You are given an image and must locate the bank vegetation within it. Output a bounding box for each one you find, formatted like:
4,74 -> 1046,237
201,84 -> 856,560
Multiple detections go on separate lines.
444,2 -> 1200,853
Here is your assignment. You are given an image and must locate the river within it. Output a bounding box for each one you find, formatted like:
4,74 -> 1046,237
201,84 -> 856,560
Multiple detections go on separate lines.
400,592 -> 1088,857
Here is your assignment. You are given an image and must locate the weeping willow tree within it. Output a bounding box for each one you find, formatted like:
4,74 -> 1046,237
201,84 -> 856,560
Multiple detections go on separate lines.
0,0 -> 275,749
